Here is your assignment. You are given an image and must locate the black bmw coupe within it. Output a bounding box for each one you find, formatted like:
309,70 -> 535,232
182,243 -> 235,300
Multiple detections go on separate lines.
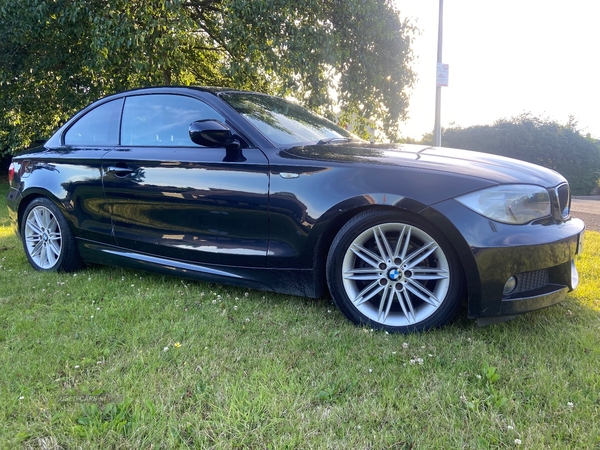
6,87 -> 585,332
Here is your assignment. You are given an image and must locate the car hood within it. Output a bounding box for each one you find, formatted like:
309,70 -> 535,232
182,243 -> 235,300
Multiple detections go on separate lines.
281,143 -> 566,188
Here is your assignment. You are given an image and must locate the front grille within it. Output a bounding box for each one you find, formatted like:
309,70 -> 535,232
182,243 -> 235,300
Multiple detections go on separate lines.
513,269 -> 549,294
554,183 -> 571,219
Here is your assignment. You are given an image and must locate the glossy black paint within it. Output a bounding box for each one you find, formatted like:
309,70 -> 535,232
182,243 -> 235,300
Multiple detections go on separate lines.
6,86 -> 585,321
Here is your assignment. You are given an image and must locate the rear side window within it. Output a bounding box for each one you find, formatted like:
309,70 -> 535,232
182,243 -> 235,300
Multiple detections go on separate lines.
121,94 -> 225,146
64,99 -> 123,146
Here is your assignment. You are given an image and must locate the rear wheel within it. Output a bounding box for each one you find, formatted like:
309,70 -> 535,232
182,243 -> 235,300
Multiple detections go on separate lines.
326,210 -> 463,333
21,198 -> 83,272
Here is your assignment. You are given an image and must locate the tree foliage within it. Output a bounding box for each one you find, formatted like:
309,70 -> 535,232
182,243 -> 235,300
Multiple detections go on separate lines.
0,0 -> 416,154
439,114 -> 600,195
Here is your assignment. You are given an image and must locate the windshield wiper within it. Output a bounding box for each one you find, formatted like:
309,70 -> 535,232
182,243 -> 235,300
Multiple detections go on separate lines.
315,137 -> 354,145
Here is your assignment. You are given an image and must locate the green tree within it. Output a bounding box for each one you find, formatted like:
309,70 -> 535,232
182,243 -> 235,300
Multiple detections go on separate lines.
0,0 -> 416,155
438,114 -> 600,195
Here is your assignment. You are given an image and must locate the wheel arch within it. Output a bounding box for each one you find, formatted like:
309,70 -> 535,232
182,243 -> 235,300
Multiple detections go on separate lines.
311,196 -> 474,306
16,189 -> 68,235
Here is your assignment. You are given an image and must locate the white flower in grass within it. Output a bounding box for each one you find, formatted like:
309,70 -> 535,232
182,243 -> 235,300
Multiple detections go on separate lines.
514,439 -> 522,445
19,396 -> 24,400
74,365 -> 80,369
507,425 -> 514,430
163,346 -> 169,352
567,402 -> 574,408
402,342 -> 409,349
244,292 -> 249,297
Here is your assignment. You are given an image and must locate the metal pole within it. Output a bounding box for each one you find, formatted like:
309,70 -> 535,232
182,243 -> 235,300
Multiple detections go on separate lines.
434,0 -> 443,147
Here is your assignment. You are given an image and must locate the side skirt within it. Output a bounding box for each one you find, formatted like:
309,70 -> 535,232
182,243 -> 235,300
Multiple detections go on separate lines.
77,239 -> 319,298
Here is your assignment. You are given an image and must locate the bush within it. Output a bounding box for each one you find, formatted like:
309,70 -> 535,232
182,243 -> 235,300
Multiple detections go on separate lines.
439,115 -> 600,196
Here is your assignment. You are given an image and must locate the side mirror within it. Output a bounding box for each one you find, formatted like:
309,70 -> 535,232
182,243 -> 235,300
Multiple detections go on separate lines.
189,120 -> 240,149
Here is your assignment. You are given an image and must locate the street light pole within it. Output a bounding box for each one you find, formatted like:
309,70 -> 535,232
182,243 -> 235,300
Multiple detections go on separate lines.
434,0 -> 444,147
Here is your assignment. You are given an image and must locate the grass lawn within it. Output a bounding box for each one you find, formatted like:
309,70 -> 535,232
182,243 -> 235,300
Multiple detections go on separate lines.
1,176 -> 598,449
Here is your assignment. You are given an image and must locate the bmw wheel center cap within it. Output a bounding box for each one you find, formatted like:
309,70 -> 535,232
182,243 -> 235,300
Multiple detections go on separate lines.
388,268 -> 401,281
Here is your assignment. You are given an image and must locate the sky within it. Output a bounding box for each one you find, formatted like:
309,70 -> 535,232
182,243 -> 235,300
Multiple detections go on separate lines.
394,0 -> 600,140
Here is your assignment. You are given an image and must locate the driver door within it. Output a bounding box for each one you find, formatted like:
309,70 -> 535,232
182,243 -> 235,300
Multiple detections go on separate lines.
101,93 -> 270,267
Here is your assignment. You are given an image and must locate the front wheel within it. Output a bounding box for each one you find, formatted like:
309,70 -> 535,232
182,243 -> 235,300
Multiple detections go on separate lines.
326,210 -> 464,333
21,197 -> 83,272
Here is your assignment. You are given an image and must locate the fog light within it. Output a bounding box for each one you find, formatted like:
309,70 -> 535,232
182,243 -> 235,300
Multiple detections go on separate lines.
503,276 -> 518,295
570,260 -> 579,290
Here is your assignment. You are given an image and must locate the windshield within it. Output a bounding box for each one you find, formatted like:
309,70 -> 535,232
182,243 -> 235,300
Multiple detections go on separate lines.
220,92 -> 358,147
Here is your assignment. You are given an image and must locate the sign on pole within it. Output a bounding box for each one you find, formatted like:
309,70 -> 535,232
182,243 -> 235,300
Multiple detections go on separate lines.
436,63 -> 449,87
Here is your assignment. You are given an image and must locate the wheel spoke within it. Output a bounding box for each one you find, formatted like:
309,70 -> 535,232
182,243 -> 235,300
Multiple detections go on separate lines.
352,280 -> 385,306
30,240 -> 44,258
350,243 -> 383,268
373,226 -> 394,261
393,226 -> 408,259
47,216 -> 58,233
398,226 -> 412,259
377,285 -> 394,323
410,267 -> 449,281
47,244 -> 59,263
405,279 -> 440,306
26,218 -> 43,236
404,241 -> 437,268
343,267 -> 381,281
48,239 -> 61,259
33,208 -> 47,229
398,289 -> 417,324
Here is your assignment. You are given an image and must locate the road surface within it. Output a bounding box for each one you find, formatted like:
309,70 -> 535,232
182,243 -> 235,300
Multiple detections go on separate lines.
571,196 -> 600,232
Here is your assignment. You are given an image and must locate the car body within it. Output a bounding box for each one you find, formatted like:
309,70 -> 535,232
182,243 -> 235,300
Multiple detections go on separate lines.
6,86 -> 585,332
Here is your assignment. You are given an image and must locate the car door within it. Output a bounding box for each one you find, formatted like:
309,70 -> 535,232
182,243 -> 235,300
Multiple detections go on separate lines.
101,93 -> 270,267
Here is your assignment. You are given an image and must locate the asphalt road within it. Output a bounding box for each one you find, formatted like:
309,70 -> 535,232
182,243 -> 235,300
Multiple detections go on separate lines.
571,196 -> 600,232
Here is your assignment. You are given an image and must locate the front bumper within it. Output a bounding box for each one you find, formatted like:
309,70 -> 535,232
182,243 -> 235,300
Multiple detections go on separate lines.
425,200 -> 586,320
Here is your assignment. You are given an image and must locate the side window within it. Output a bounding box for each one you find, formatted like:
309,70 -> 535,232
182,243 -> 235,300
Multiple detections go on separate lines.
64,98 -> 123,146
121,94 -> 225,146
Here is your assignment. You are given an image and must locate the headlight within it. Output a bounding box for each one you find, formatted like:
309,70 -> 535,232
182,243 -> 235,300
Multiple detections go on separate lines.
456,185 -> 551,224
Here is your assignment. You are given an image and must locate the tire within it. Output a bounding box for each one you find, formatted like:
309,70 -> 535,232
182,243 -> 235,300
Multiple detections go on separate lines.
21,197 -> 83,272
326,210 -> 463,333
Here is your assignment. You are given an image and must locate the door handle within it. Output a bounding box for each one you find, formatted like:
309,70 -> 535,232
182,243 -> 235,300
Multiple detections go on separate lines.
107,165 -> 134,176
